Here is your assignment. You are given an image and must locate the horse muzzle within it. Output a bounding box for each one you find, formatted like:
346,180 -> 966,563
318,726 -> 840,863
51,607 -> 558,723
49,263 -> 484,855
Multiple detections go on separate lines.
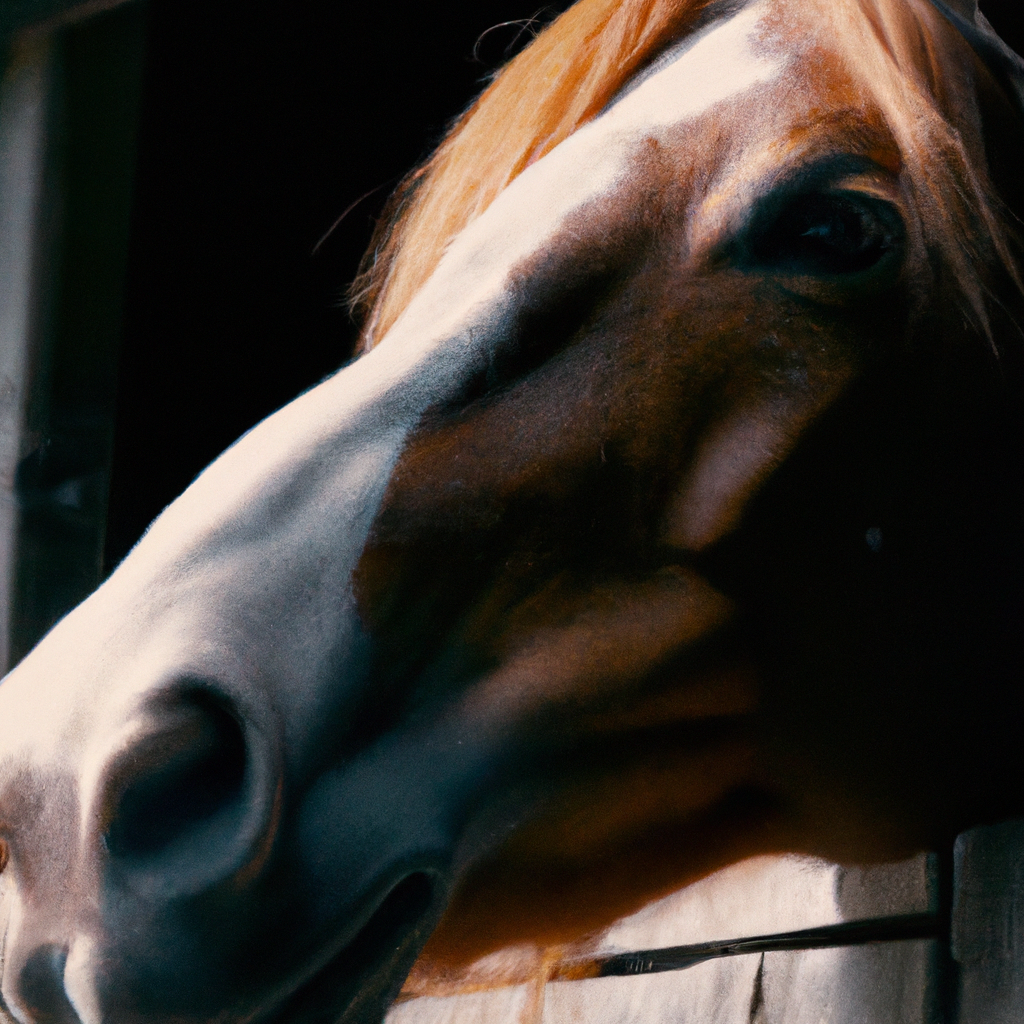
0,672 -> 455,1024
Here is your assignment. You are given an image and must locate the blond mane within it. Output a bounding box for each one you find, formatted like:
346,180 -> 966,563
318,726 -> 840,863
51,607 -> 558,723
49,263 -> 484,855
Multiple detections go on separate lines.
350,0 -> 1018,350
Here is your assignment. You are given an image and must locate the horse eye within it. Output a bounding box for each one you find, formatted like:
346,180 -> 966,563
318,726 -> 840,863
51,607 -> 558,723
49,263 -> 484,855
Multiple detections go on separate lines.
750,192 -> 903,277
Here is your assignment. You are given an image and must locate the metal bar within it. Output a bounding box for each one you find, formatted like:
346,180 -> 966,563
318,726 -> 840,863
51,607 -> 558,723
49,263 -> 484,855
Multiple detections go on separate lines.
548,912 -> 943,981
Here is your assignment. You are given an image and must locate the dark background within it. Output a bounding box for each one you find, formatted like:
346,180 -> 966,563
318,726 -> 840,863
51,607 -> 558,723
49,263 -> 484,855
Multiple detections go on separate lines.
103,0 -> 1024,568
103,0 -> 575,567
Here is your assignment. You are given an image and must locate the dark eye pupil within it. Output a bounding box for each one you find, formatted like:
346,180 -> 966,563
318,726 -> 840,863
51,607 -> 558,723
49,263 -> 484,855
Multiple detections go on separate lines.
753,193 -> 898,275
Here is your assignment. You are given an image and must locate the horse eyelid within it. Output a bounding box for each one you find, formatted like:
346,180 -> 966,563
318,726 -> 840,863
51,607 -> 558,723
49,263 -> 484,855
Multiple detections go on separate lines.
739,149 -> 903,225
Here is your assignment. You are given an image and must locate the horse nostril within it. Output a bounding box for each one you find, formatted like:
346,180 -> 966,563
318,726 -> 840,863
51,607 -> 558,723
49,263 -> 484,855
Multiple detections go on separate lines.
16,945 -> 77,1024
0,839 -> 8,873
104,690 -> 247,861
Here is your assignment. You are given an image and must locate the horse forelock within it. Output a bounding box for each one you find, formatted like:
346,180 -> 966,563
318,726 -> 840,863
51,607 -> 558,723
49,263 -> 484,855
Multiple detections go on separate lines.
353,0 -> 1022,354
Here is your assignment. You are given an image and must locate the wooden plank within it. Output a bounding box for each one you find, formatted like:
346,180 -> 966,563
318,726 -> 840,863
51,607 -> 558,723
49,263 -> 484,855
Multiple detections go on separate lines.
757,942 -> 938,1024
390,943 -> 940,1024
391,853 -> 939,1022
592,853 -> 937,958
390,957 -> 764,1024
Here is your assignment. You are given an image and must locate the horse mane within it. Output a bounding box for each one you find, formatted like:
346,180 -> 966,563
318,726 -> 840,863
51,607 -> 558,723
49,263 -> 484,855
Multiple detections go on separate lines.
350,0 -> 1020,351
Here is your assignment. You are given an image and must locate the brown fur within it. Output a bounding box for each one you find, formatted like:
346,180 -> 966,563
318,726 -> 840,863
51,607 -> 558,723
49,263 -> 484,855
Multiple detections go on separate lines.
346,0 -> 1024,998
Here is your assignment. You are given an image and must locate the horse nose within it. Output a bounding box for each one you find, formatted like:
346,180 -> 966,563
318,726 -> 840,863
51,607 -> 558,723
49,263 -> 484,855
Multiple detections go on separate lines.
101,687 -> 277,896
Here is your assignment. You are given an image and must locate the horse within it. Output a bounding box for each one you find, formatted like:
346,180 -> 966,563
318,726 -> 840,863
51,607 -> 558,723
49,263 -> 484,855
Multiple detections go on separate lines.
0,0 -> 1023,1021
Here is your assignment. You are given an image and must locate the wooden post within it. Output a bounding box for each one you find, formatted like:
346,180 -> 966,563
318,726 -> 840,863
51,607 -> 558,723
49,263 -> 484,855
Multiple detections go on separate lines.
953,819 -> 1024,1024
0,1 -> 144,668
0,35 -> 58,673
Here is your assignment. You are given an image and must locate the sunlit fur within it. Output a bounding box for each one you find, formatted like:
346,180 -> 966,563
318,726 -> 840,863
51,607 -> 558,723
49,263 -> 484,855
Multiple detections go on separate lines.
352,0 -> 1016,349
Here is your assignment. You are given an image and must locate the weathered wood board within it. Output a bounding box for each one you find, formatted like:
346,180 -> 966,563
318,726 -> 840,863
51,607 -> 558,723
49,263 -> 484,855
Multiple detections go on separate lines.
953,820 -> 1024,1024
391,823 -> 1024,1023
390,943 -> 940,1024
389,853 -> 940,1024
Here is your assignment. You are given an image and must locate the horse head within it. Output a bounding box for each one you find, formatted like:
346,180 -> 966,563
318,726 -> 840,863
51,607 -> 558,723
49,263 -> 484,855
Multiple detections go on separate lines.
1,0 -> 1022,1021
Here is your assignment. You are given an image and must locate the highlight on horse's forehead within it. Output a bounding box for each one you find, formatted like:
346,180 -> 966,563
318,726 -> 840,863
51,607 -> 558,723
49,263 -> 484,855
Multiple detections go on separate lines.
609,0 -> 986,133
601,0 -> 776,114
